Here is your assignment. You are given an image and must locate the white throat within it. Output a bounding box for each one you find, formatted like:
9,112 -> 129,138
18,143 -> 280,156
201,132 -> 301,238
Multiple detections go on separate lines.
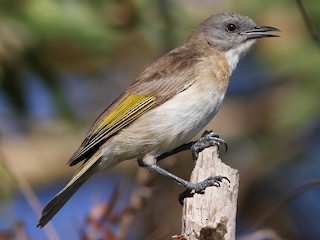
225,40 -> 256,74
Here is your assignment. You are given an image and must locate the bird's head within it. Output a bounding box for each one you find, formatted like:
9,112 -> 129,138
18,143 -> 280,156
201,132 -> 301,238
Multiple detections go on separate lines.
200,13 -> 280,73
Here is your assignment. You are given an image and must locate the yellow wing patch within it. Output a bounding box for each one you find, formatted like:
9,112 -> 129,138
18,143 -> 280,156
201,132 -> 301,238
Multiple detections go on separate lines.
68,94 -> 157,165
93,94 -> 156,134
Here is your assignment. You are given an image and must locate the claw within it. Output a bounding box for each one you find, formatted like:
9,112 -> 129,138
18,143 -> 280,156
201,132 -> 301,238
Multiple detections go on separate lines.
191,130 -> 228,165
178,175 -> 230,205
202,131 -> 228,152
179,190 -> 194,205
221,176 -> 231,184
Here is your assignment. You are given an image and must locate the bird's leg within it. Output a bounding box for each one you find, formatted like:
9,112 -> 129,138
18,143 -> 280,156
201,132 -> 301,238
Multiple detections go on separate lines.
138,158 -> 228,197
156,142 -> 194,162
156,130 -> 227,165
190,130 -> 227,165
152,130 -> 228,204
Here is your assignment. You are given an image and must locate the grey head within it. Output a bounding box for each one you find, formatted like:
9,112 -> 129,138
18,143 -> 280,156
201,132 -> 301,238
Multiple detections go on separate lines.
200,13 -> 280,52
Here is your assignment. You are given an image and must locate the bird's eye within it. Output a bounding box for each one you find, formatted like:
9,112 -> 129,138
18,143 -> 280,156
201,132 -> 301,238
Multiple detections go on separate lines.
227,23 -> 237,32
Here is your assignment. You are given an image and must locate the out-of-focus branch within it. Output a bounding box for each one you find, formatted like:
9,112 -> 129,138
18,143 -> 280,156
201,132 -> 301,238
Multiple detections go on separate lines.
0,148 -> 59,240
84,166 -> 161,239
296,0 -> 320,47
178,146 -> 239,240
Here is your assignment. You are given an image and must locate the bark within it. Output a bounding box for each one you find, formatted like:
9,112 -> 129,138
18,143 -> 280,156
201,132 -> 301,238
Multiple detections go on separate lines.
179,146 -> 239,240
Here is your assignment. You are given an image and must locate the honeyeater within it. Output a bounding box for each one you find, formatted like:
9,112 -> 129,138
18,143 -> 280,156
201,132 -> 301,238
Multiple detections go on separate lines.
37,13 -> 279,227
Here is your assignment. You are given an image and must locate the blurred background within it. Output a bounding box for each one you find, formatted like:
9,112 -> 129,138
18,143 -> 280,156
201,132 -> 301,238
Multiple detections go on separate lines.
0,0 -> 319,239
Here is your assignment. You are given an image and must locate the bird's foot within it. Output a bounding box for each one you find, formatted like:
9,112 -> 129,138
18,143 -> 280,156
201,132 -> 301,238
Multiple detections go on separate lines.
191,130 -> 227,165
179,175 -> 230,205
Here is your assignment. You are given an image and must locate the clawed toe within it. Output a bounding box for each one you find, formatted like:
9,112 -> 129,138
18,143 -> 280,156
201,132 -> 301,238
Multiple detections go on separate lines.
200,130 -> 228,152
206,175 -> 230,187
193,175 -> 230,191
178,175 -> 230,205
191,130 -> 228,165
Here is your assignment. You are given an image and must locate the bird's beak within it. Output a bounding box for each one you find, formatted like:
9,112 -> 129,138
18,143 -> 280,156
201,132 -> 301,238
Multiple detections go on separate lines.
243,26 -> 281,39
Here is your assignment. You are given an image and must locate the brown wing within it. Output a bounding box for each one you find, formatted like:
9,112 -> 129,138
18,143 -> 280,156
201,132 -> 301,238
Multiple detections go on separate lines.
68,45 -> 203,166
68,93 -> 156,165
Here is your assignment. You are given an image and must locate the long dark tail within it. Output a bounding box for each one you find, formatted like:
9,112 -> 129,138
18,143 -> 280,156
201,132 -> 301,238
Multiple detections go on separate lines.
37,152 -> 103,228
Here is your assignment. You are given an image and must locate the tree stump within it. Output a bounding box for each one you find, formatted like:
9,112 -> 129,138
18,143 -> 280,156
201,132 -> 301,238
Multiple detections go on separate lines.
179,146 -> 239,240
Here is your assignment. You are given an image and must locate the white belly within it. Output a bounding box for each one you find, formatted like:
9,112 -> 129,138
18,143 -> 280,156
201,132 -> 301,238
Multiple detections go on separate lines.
106,77 -> 226,161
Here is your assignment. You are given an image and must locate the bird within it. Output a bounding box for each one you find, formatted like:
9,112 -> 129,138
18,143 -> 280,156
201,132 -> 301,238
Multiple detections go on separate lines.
37,12 -> 280,227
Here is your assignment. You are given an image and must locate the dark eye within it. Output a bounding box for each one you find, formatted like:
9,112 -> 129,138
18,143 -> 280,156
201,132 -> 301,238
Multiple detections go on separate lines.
227,23 -> 237,32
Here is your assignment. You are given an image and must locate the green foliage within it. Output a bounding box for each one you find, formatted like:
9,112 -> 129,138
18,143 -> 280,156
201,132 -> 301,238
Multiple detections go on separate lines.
22,0 -> 121,51
0,0 -> 187,121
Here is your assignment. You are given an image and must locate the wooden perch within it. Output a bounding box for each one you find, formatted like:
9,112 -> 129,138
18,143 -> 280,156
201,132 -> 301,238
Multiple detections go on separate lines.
176,146 -> 239,240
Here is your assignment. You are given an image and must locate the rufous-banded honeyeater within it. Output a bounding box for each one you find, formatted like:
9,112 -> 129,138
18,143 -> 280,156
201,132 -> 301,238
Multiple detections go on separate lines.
37,13 -> 279,227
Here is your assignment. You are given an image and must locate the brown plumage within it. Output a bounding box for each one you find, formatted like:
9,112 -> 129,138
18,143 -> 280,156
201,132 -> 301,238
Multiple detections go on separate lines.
38,13 -> 279,228
68,29 -> 229,166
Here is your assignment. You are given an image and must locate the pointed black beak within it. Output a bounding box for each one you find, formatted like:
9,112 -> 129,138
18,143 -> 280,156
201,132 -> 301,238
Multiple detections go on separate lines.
243,26 -> 281,39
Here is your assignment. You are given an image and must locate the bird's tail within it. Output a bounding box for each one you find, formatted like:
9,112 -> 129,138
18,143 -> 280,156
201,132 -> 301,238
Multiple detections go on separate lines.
37,151 -> 103,228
